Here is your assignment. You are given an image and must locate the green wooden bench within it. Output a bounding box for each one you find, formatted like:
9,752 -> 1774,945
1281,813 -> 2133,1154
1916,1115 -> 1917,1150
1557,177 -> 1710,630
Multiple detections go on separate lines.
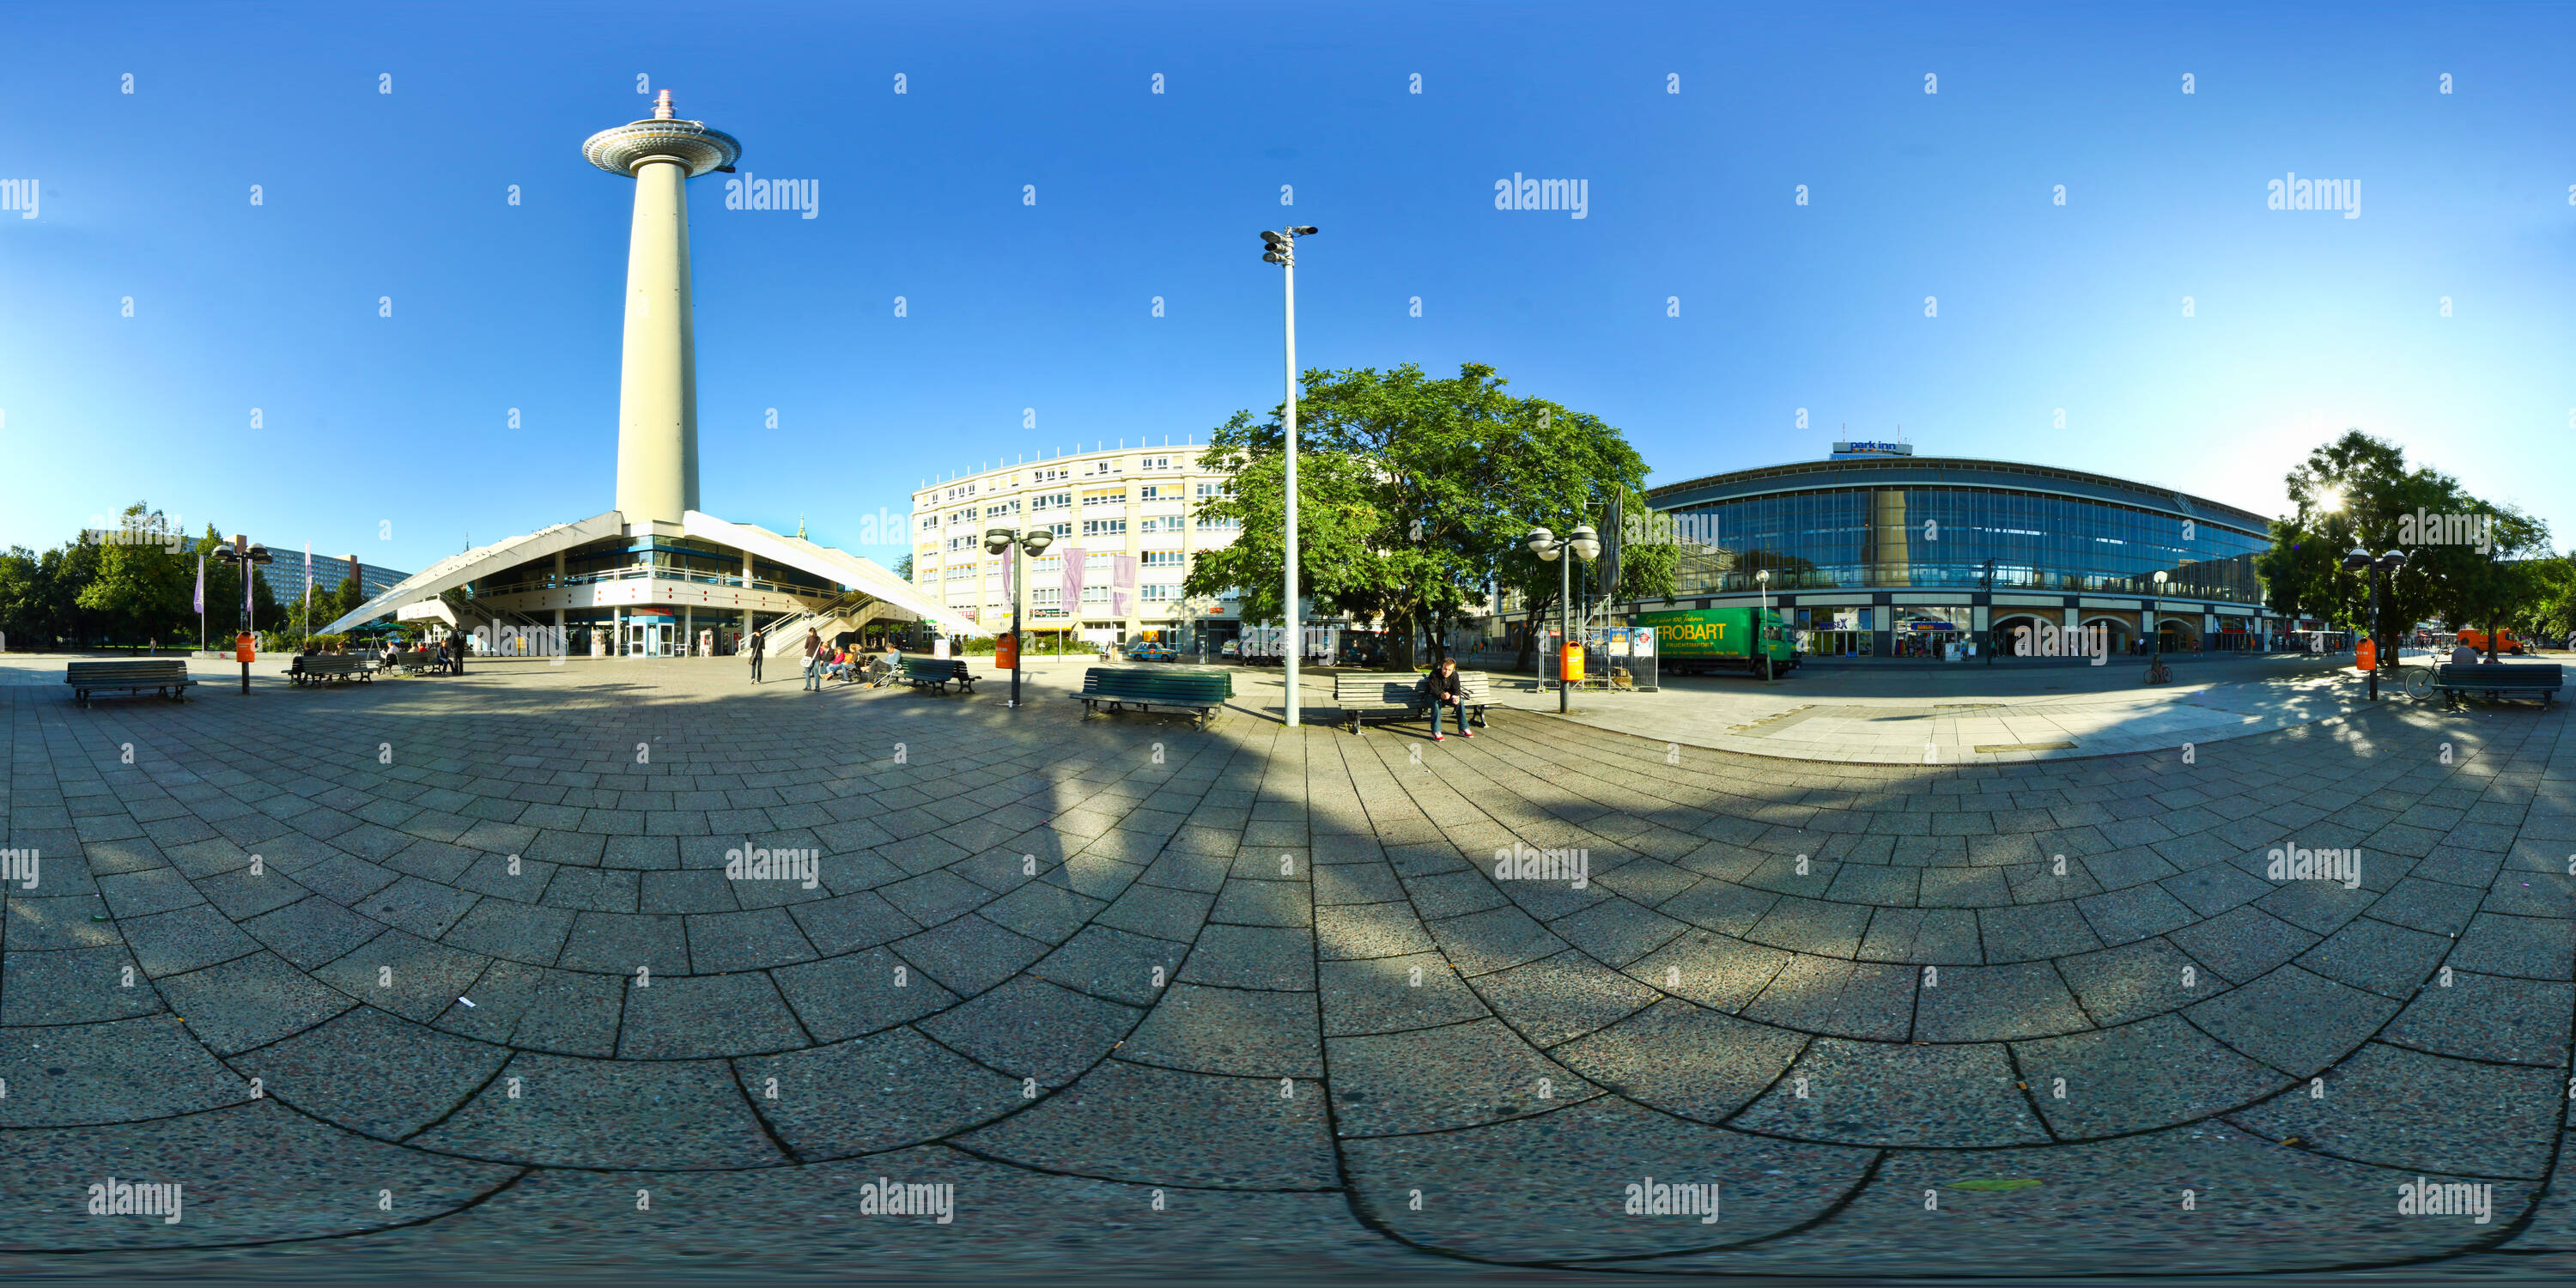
2427,662 -> 2561,708
287,655 -> 374,686
389,648 -> 442,676
896,656 -> 978,695
1074,667 -> 1230,729
1332,670 -> 1493,733
64,659 -> 197,707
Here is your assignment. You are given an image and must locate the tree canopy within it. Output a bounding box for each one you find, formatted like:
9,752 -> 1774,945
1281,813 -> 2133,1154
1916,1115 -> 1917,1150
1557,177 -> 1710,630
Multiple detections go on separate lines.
1181,361 -> 1658,666
2257,430 -> 2553,648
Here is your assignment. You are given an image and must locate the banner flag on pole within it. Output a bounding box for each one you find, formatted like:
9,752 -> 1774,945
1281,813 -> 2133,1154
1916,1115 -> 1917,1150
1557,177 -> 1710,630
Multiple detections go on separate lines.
193,556 -> 205,613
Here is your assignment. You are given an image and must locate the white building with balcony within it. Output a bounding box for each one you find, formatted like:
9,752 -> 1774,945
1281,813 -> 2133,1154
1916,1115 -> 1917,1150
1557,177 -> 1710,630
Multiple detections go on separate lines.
911,442 -> 1243,647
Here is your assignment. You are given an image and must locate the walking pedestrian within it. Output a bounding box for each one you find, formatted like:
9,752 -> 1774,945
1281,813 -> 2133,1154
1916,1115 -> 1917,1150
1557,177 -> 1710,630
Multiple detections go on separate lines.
747,628 -> 764,683
803,628 -> 823,692
450,627 -> 467,675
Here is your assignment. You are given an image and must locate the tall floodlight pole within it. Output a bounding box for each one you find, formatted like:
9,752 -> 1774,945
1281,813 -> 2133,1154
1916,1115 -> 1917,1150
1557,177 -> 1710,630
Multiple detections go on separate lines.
1261,226 -> 1317,726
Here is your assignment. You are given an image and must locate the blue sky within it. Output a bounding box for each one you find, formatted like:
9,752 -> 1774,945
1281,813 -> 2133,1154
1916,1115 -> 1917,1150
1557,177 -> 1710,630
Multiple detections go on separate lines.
3,1 -> 2572,574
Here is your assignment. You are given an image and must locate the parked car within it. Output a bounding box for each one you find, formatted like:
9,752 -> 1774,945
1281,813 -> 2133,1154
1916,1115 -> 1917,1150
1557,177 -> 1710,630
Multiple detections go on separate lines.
1126,643 -> 1179,663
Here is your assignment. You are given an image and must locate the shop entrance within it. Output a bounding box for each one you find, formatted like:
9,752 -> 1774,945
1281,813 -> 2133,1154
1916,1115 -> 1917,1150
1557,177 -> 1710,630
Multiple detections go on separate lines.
626,619 -> 674,657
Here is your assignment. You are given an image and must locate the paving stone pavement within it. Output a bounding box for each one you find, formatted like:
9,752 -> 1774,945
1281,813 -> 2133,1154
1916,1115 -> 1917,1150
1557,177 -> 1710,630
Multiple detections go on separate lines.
4,654 -> 2576,1283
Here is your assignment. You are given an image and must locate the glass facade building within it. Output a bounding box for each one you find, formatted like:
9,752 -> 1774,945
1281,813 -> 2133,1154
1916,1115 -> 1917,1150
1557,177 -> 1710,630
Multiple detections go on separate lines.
1636,456 -> 2282,659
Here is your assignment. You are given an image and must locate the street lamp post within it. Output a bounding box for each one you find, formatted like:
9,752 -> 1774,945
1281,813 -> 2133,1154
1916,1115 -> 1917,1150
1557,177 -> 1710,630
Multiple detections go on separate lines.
211,534 -> 273,696
986,525 -> 1055,708
1527,525 -> 1601,714
1261,225 -> 1317,726
2150,569 -> 2168,669
1980,557 -> 1996,666
2341,546 -> 2408,701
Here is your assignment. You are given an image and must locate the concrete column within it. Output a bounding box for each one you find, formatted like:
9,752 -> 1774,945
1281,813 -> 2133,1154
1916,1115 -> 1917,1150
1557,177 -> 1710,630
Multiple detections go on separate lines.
683,604 -> 694,656
616,157 -> 700,526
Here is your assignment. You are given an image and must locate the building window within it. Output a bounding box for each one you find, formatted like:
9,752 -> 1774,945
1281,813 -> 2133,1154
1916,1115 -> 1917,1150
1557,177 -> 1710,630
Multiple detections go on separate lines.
1081,519 -> 1127,537
1080,585 -> 1111,605
1031,587 -> 1061,606
1140,454 -> 1174,471
1141,550 -> 1185,568
1081,489 -> 1125,507
1030,491 -> 1072,512
1194,481 -> 1229,498
1194,514 -> 1241,532
1142,583 -> 1178,601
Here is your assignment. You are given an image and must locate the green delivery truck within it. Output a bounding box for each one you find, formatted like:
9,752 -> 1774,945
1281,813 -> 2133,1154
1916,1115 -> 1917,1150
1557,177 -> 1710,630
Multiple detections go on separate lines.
1632,607 -> 1800,681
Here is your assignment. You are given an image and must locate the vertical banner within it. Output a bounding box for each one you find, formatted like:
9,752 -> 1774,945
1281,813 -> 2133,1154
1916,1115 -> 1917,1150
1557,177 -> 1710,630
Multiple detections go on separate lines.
1060,544 -> 1084,614
1601,491 -> 1622,608
192,556 -> 204,613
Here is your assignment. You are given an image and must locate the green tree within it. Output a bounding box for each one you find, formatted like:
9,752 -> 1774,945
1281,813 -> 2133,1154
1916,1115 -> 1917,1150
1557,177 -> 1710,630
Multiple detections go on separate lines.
1184,362 -> 1657,669
76,502 -> 192,647
0,546 -> 53,649
1497,485 -> 1679,671
2258,429 -> 2553,660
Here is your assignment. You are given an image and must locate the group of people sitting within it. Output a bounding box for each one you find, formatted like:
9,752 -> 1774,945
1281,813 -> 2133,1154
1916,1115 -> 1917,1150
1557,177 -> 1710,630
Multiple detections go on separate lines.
820,642 -> 896,685
286,633 -> 466,676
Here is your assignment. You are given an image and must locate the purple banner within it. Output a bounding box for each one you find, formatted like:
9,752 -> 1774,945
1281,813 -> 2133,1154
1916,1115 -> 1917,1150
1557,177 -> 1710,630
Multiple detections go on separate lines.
1060,544 -> 1084,611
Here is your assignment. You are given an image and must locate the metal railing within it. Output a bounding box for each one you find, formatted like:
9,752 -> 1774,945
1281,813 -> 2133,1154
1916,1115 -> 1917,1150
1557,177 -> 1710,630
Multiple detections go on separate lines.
470,566 -> 817,599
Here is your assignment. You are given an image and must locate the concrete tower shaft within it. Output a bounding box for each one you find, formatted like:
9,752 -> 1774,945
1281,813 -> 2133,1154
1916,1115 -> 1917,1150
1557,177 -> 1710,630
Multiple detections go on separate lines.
582,91 -> 741,527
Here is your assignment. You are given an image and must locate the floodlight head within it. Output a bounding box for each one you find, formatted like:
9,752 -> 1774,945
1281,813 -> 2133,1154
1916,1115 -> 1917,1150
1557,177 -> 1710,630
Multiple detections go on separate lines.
1569,525 -> 1601,561
1293,225 -> 1317,235
1262,252 -> 1284,264
1261,230 -> 1286,246
2380,549 -> 2407,568
983,527 -> 1014,556
1024,528 -> 1054,556
2342,548 -> 2372,572
1526,526 -> 1555,558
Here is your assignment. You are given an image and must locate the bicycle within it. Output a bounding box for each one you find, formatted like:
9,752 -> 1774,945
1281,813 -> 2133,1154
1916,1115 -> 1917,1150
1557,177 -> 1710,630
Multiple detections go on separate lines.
2143,653 -> 2172,685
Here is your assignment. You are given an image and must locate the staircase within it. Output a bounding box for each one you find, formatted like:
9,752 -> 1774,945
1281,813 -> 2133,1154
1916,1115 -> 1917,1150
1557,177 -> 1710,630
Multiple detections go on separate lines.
759,590 -> 910,660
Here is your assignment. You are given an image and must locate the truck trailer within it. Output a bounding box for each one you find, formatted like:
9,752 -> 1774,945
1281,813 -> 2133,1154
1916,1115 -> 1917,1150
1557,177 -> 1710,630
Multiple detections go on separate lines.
1631,607 -> 1800,680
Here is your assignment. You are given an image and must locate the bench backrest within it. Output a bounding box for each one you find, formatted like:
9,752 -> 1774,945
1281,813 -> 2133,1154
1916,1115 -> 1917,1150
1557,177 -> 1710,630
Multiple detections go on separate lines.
66,660 -> 191,682
1332,670 -> 1490,704
2439,663 -> 2563,684
1333,671 -> 1418,705
1084,667 -> 1229,702
899,656 -> 969,677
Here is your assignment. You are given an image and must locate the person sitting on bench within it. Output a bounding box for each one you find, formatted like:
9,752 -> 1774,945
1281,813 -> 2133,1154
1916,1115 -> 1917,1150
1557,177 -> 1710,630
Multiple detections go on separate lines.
1419,656 -> 1474,743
